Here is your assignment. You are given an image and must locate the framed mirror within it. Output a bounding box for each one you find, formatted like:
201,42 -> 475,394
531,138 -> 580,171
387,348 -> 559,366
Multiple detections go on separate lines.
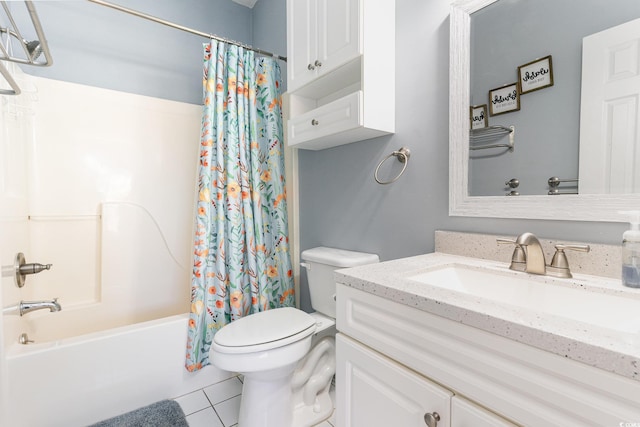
449,0 -> 640,222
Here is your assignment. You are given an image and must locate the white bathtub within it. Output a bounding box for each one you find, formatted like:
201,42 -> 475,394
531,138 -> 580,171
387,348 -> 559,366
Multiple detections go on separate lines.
0,201 -> 227,426
4,313 -> 232,427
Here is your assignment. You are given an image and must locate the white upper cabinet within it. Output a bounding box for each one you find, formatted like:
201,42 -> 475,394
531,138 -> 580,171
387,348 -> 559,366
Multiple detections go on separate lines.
287,0 -> 360,92
286,0 -> 395,150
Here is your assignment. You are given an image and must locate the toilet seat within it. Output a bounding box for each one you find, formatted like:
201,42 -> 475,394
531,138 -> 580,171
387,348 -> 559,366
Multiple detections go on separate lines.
213,307 -> 316,354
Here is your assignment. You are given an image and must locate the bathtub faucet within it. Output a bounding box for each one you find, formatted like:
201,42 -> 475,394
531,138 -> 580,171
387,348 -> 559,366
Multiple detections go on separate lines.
18,298 -> 62,316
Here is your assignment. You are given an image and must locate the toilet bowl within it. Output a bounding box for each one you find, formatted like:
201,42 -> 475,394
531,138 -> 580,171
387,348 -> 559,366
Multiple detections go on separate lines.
291,330 -> 336,427
210,247 -> 379,427
211,307 -> 317,427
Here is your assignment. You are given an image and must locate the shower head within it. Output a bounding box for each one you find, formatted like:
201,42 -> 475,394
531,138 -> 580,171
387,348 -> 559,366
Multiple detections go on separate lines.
24,39 -> 41,60
0,27 -> 42,61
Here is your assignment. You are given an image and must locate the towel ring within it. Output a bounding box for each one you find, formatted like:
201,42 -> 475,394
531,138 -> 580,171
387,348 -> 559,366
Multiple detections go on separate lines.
374,147 -> 411,185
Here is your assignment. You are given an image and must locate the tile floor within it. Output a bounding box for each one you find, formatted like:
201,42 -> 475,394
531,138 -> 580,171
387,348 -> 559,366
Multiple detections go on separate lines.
174,376 -> 336,427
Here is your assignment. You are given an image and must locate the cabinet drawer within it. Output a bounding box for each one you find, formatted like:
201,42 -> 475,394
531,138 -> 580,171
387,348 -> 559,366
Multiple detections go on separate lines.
288,91 -> 362,148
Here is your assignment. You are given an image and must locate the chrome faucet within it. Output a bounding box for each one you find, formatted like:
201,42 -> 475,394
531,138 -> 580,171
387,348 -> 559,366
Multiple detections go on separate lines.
18,298 -> 61,316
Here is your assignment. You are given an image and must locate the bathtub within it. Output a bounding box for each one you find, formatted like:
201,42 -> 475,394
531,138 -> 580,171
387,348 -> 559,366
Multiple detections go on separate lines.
4,313 -> 233,427
1,202 -> 235,427
1,202 -> 223,426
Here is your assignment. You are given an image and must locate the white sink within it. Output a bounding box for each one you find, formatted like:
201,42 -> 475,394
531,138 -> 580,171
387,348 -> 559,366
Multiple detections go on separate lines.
409,264 -> 640,334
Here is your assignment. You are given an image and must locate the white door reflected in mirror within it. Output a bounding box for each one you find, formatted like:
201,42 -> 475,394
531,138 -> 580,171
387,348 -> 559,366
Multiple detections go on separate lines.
579,17 -> 640,194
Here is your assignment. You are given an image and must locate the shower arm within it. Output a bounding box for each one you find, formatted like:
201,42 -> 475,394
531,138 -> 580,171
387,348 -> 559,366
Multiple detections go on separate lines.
0,1 -> 52,95
0,1 -> 53,67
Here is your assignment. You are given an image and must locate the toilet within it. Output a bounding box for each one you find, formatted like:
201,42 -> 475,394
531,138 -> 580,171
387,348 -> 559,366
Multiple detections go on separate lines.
210,246 -> 379,427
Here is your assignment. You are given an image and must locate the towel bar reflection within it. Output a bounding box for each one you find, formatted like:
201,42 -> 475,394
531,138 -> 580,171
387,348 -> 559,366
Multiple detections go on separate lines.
470,125 -> 515,151
374,147 -> 411,185
548,177 -> 578,187
548,176 -> 578,195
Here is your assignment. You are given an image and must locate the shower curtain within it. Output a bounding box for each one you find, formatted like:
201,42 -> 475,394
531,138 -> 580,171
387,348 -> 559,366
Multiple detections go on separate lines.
186,41 -> 295,371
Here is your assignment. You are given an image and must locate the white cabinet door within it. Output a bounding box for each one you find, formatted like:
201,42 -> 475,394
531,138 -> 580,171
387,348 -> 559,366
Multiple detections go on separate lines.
451,397 -> 516,427
287,0 -> 360,92
316,0 -> 360,76
336,333 -> 452,427
287,0 -> 316,92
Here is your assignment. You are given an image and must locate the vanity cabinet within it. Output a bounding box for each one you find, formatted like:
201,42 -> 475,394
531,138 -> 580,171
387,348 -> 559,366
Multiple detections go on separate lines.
285,0 -> 395,150
336,284 -> 640,426
337,334 -> 515,427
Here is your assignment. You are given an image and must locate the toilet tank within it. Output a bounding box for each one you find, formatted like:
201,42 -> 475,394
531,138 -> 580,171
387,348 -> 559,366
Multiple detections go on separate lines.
301,247 -> 379,318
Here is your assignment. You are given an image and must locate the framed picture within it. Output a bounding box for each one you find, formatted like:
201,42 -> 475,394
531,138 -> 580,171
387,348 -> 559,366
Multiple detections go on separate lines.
489,83 -> 520,116
470,104 -> 488,130
518,55 -> 554,94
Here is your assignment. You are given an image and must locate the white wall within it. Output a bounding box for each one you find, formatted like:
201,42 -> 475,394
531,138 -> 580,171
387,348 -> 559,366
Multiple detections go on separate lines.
5,74 -> 202,338
0,67 -> 204,427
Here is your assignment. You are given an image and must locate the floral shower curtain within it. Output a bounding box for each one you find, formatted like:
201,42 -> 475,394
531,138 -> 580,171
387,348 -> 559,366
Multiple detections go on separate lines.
186,41 -> 295,372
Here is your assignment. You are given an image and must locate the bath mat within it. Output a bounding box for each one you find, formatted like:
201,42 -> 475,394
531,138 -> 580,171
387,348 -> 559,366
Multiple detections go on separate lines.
88,399 -> 188,427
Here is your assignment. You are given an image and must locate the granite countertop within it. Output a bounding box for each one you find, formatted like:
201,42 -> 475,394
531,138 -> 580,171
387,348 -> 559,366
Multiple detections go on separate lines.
335,252 -> 640,381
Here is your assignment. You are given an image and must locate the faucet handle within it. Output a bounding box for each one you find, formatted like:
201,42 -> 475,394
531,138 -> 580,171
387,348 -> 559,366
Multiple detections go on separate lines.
496,238 -> 515,245
496,238 -> 526,271
548,244 -> 590,278
554,243 -> 590,253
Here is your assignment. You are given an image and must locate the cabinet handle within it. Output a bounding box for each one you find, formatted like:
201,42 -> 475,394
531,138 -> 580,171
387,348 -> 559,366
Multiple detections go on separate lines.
311,119 -> 319,126
423,412 -> 440,427
314,60 -> 322,68
307,63 -> 315,70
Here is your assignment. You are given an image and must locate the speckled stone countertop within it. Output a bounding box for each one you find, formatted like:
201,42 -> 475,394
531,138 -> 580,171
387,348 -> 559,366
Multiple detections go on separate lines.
335,252 -> 640,381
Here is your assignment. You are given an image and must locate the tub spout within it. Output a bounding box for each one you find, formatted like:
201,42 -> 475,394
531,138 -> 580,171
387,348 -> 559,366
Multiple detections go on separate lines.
19,298 -> 61,316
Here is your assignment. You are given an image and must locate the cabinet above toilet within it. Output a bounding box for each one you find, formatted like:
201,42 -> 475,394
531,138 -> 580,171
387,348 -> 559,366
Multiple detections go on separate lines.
285,0 -> 395,150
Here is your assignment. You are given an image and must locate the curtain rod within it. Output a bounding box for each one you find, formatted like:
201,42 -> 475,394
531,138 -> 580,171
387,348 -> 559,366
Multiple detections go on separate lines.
87,0 -> 287,62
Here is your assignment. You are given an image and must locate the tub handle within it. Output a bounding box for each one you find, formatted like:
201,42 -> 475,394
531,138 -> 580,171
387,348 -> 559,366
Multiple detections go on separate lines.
13,252 -> 52,288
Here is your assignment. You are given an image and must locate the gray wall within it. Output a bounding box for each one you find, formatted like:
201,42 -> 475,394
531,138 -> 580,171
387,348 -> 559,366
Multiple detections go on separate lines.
252,0 -> 287,88
13,1 -> 628,314
19,0 -> 254,104
469,0 -> 640,196
297,0 -> 627,311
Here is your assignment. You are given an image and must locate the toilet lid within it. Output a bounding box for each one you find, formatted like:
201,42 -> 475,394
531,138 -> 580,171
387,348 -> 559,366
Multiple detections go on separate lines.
214,307 -> 316,348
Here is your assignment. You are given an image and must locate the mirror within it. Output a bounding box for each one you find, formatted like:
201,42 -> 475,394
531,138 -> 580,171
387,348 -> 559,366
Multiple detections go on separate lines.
450,0 -> 640,222
468,0 -> 640,197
